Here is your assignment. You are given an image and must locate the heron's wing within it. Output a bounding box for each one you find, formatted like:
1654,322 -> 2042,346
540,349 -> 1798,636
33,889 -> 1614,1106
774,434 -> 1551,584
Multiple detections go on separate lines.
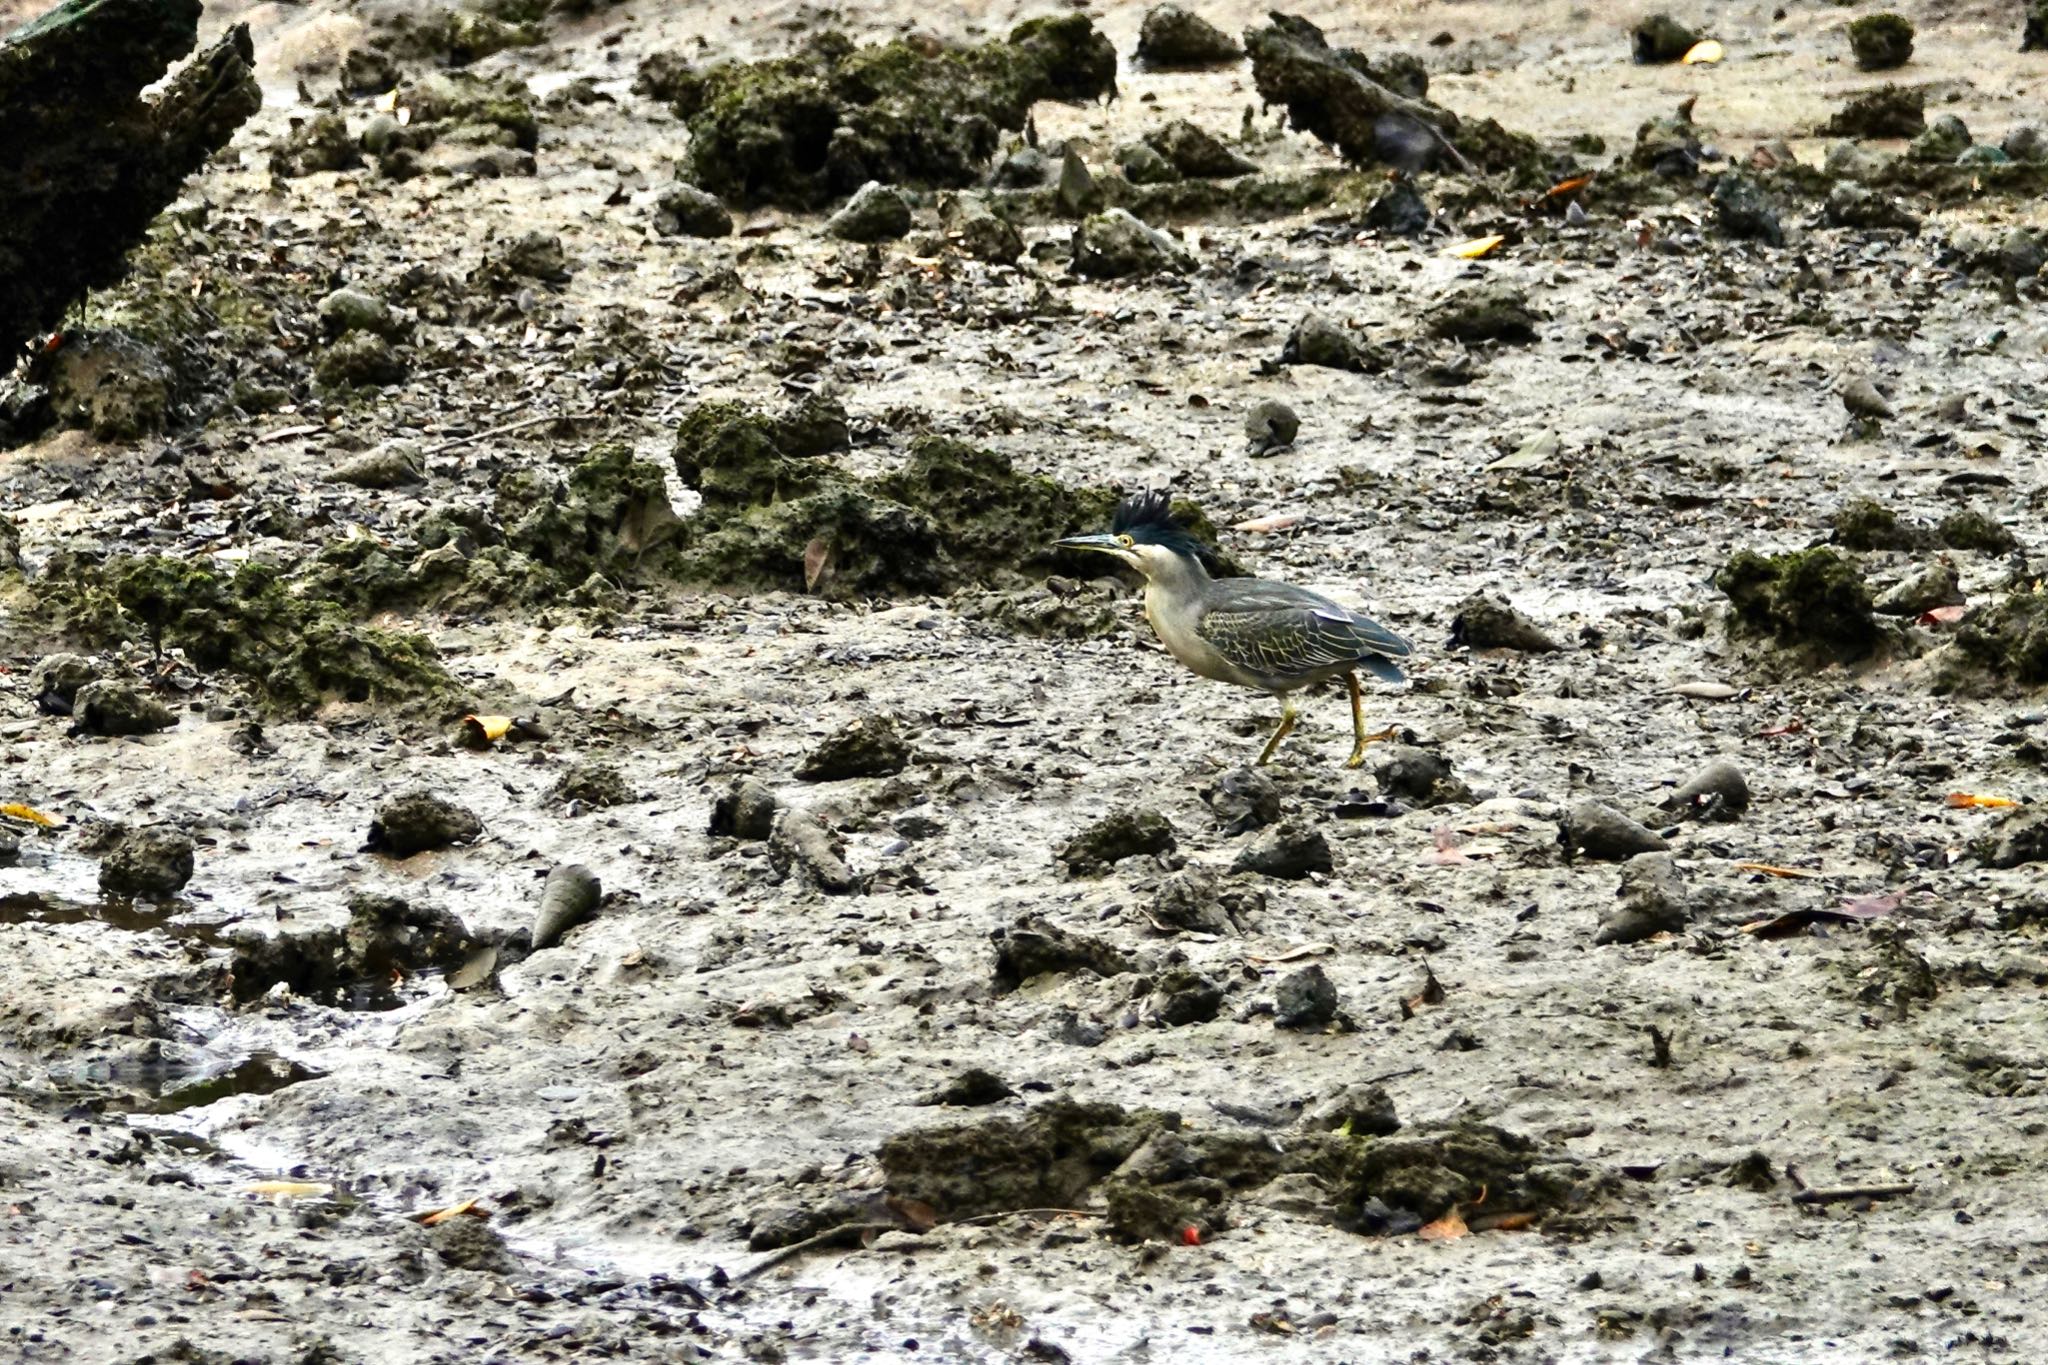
1198,578 -> 1412,676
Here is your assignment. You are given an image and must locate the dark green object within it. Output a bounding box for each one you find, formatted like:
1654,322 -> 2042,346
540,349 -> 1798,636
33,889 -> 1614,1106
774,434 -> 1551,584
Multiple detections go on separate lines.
1715,547 -> 1879,661
1848,13 -> 1914,71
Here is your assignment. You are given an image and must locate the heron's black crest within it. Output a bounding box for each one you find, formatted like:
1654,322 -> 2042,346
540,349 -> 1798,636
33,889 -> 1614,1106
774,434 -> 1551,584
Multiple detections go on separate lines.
1111,489 -> 1216,565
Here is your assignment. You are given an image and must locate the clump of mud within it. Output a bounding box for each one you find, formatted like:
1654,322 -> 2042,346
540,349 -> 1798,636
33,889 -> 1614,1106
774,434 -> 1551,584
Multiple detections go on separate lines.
1715,547 -> 1879,661
654,16 -> 1116,208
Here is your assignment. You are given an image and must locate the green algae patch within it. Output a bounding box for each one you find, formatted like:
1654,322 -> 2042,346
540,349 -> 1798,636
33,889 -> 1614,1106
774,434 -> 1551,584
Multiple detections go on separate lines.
1949,592 -> 2048,688
1716,547 -> 1879,662
35,554 -> 460,715
667,15 -> 1116,208
669,398 -> 1226,598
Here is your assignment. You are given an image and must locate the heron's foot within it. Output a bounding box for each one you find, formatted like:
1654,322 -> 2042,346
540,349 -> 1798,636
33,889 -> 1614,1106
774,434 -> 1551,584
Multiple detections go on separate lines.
1344,725 -> 1399,768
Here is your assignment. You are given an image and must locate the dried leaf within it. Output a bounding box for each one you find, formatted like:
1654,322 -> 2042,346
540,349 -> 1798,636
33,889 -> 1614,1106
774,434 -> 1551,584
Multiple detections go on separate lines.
1664,681 -> 1743,701
1233,513 -> 1302,534
803,537 -> 833,592
1946,792 -> 2017,809
418,1198 -> 484,1226
1734,862 -> 1821,879
1741,893 -> 1898,938
0,802 -> 57,827
1475,1210 -> 1539,1232
459,715 -> 514,749
1542,174 -> 1595,200
243,1181 -> 333,1199
1245,942 -> 1335,965
1486,429 -> 1558,471
1418,1204 -> 1469,1241
1445,234 -> 1504,259
1402,958 -> 1446,1016
884,1194 -> 938,1233
1680,39 -> 1724,64
1918,604 -> 1968,626
1757,719 -> 1806,738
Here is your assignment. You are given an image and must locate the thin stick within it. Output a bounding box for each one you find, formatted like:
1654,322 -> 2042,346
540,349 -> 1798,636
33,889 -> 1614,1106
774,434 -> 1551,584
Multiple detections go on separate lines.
727,1222 -> 904,1286
955,1207 -> 1097,1226
422,410 -> 602,458
1791,1182 -> 1915,1206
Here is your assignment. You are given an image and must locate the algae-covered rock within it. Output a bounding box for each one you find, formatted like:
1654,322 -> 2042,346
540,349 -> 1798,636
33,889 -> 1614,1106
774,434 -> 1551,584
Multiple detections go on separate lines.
1117,140 -> 1181,186
1875,558 -> 1962,617
1071,208 -> 1191,278
1939,509 -> 2020,556
1848,13 -> 1914,71
1363,175 -> 1431,235
98,826 -> 195,900
824,181 -> 913,242
939,191 -> 1023,263
553,761 -> 638,809
272,112 -> 361,177
1715,547 -> 1879,661
41,330 -> 174,440
29,653 -> 100,708
1826,182 -> 1920,233
1830,497 -> 1928,552
317,286 -> 402,340
343,893 -> 473,976
1344,1120 -> 1605,1224
1279,312 -> 1384,372
709,776 -> 778,839
990,915 -> 1135,990
1630,101 -> 1702,177
2029,2 -> 2048,52
673,15 -> 1116,209
770,808 -> 863,894
796,714 -> 912,781
1450,592 -> 1562,651
654,183 -> 733,238
1273,963 -> 1339,1027
878,1098 -> 1174,1219
1633,14 -> 1700,64
1057,807 -> 1177,875
1134,5 -> 1242,69
365,790 -> 482,858
1821,86 -> 1924,139
1244,13 -> 1538,176
315,333 -> 407,390
1145,120 -> 1257,178
1232,820 -> 1333,880
71,679 -> 175,736
1951,594 -> 2048,686
1974,808 -> 2048,869
1426,280 -> 1540,343
1712,172 -> 1783,246
1909,114 -> 1971,163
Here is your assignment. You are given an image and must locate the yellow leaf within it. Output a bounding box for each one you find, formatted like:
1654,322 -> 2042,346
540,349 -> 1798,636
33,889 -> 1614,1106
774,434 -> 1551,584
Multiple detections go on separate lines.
1,802 -> 57,827
459,715 -> 514,749
1681,39 -> 1724,64
1445,234 -> 1504,259
418,1198 -> 483,1226
375,88 -> 400,113
1946,792 -> 2018,809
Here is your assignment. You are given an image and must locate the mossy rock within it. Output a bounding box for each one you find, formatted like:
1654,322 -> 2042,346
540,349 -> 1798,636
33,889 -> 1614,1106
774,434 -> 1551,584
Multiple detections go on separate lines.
1951,593 -> 2048,687
1848,13 -> 1914,71
1715,547 -> 1879,661
1938,509 -> 2020,556
1830,497 -> 1929,552
877,1098 -> 1175,1220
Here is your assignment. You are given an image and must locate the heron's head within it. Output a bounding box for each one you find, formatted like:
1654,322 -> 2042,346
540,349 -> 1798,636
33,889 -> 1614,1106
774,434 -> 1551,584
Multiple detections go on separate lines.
1056,490 -> 1215,580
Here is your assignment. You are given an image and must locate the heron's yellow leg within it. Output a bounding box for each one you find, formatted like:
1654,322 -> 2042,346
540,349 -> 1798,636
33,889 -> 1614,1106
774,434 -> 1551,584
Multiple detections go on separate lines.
1345,670 -> 1398,768
1255,698 -> 1299,767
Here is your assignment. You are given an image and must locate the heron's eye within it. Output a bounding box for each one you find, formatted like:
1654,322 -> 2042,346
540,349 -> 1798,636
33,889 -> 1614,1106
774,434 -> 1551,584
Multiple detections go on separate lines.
1116,535 -> 1135,548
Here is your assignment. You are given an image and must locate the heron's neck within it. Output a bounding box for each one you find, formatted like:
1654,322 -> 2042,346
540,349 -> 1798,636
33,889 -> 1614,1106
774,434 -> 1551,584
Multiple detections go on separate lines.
1144,552 -> 1211,606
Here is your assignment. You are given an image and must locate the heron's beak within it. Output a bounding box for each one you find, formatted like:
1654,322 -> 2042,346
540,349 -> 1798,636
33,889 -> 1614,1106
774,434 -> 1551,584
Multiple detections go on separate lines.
1055,532 -> 1141,569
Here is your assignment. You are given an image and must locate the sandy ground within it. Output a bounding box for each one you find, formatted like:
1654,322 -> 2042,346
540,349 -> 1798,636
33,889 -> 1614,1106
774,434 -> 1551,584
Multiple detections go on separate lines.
4,0 -> 2048,1360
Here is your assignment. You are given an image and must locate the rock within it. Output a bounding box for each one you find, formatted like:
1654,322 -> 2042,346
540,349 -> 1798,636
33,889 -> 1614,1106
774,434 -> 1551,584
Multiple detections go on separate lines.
98,827 -> 195,900
1824,140 -> 1893,182
1952,595 -> 2048,686
651,183 -> 733,238
1632,14 -> 1700,64
878,1098 -> 1169,1220
329,446 -> 423,489
1712,173 -> 1782,246
1630,101 -> 1702,177
42,330 -> 174,440
1825,182 -> 1920,234
1363,175 -> 1431,236
770,809 -> 862,894
1425,282 -> 1540,344
1875,559 -> 1963,616
272,112 -> 360,177
315,333 -> 407,390
1938,509 -> 2020,556
824,181 -> 913,243
1273,964 -> 1338,1028
1279,312 -> 1383,372
1243,399 -> 1300,457
990,914 -> 1135,991
939,192 -> 1024,263
1135,4 -> 1242,69
2002,124 -> 2048,163
0,11 -> 258,357
30,653 -> 100,710
478,231 -> 571,288
1302,1082 -> 1399,1135
530,864 -> 601,951
344,893 -> 473,975
797,714 -> 912,781
2029,2 -> 2048,51
1562,800 -> 1669,861
1370,744 -> 1458,804
991,145 -> 1053,188
1715,547 -> 1879,661
1830,495 -> 1915,549
1848,13 -> 1914,71
429,1218 -> 519,1275
1596,853 -> 1690,944
1056,148 -> 1103,215
1449,593 -> 1561,651
709,777 -> 779,839
1148,967 -> 1226,1025
1955,145 -> 2011,168
917,1068 -> 1016,1107
71,680 -> 175,737
1204,766 -> 1281,835
317,287 -> 400,340
1059,808 -> 1177,875
551,761 -> 637,809
1071,209 -> 1190,279
358,112 -> 402,156
1150,865 -> 1248,934
1821,86 -> 1925,139
365,790 -> 482,858
1145,120 -> 1257,178
0,827 -> 17,866
1664,759 -> 1751,821
1232,819 -> 1332,880
1242,13 -> 1537,174
1909,114 -> 1971,163
1116,141 -> 1181,185
1974,809 -> 2048,869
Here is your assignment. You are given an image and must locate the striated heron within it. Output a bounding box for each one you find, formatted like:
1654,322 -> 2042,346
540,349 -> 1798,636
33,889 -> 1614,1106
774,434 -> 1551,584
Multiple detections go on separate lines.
1057,491 -> 1411,767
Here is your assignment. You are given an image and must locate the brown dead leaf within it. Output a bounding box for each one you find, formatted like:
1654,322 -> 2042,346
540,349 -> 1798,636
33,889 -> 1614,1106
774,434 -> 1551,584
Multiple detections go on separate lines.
885,1194 -> 938,1233
1401,958 -> 1446,1017
1741,893 -> 1899,939
1544,173 -> 1595,200
1417,1204 -> 1468,1241
1757,719 -> 1806,738
803,537 -> 833,592
1734,862 -> 1821,879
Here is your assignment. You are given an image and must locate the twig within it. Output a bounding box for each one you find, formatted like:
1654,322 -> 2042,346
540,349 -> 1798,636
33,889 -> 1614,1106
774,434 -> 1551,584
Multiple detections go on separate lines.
422,410 -> 602,458
1791,1182 -> 1915,1206
1364,1066 -> 1425,1087
956,1208 -> 1097,1226
727,1222 -> 904,1286
1644,1024 -> 1673,1069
